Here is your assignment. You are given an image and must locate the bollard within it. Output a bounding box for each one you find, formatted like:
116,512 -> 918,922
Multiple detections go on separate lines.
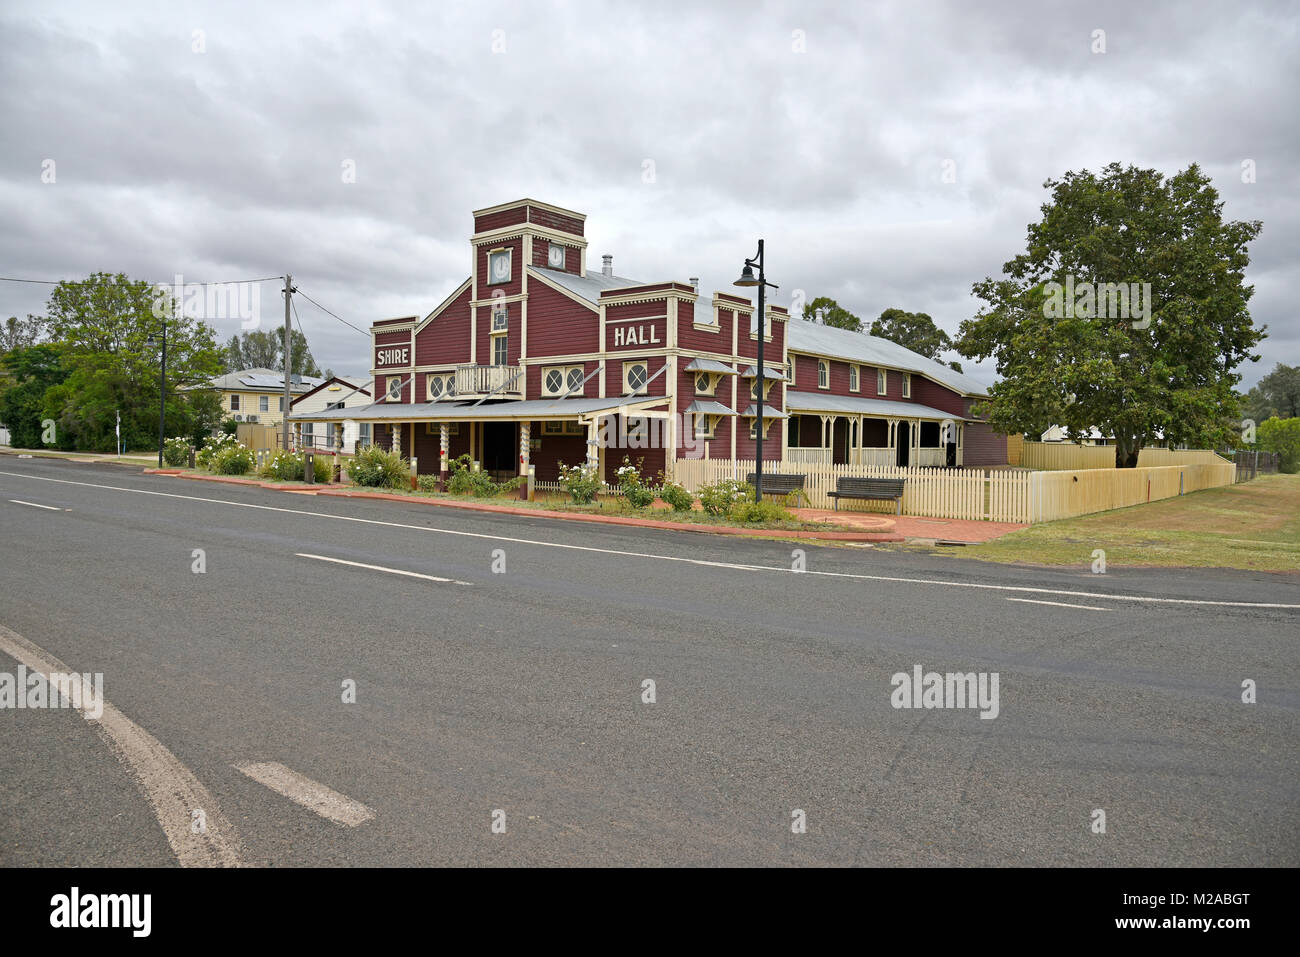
188,447 -> 196,469
410,456 -> 419,491
526,464 -> 535,502
304,450 -> 315,484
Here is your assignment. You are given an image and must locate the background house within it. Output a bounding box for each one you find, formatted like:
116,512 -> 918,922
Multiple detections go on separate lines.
187,368 -> 325,427
289,375 -> 372,451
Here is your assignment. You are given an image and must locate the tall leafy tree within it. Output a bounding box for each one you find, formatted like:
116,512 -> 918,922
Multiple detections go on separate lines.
870,308 -> 963,371
38,273 -> 224,451
957,163 -> 1264,467
1243,363 -> 1300,422
1257,416 -> 1300,473
802,297 -> 863,332
1,315 -> 45,352
222,328 -> 321,376
0,345 -> 68,448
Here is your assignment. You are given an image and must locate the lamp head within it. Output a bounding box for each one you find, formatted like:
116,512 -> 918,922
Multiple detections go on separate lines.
733,263 -> 759,287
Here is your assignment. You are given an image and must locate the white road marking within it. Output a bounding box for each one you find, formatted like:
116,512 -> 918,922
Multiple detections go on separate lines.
234,761 -> 375,827
0,623 -> 244,867
1006,598 -> 1111,611
9,499 -> 60,510
3,469 -> 1299,610
297,552 -> 472,585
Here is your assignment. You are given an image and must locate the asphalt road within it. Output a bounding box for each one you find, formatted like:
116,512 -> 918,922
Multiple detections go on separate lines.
1,456 -> 1296,866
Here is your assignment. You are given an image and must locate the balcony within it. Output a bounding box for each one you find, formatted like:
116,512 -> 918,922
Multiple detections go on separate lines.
455,364 -> 523,398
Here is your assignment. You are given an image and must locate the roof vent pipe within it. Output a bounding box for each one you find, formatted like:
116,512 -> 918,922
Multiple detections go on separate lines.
689,277 -> 699,294
601,254 -> 613,277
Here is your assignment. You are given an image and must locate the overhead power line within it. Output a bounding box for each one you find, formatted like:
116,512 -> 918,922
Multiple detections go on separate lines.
294,288 -> 371,338
0,275 -> 284,287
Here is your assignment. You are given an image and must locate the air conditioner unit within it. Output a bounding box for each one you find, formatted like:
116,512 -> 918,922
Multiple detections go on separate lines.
233,414 -> 244,422
492,307 -> 508,331
246,414 -> 259,423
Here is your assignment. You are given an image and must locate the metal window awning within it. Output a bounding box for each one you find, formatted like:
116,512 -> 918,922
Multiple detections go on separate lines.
683,358 -> 738,375
741,404 -> 789,419
683,400 -> 737,416
739,364 -> 789,382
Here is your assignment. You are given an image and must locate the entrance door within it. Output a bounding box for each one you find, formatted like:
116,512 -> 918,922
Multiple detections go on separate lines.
896,422 -> 911,467
833,418 -> 849,465
482,421 -> 516,478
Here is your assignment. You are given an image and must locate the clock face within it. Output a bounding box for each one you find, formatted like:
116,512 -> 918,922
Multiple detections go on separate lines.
489,250 -> 511,283
547,244 -> 565,268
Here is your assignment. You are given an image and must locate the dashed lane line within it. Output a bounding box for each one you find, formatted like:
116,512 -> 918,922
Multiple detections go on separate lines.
234,762 -> 375,827
297,552 -> 472,585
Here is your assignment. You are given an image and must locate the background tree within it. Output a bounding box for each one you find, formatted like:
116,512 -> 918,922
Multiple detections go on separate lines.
1242,363 -> 1300,422
956,163 -> 1263,467
1257,416 -> 1300,473
0,345 -> 68,448
222,328 -> 322,376
801,296 -> 862,332
0,315 -> 45,352
870,308 -> 963,371
38,273 -> 224,451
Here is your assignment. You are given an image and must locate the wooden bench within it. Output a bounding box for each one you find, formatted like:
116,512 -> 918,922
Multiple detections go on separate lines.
746,472 -> 806,499
826,476 -> 906,513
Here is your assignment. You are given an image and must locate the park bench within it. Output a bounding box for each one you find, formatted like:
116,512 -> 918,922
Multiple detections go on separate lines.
746,473 -> 806,499
826,476 -> 907,513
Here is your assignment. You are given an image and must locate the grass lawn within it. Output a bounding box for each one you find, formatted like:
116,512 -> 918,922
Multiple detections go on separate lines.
938,472 -> 1300,572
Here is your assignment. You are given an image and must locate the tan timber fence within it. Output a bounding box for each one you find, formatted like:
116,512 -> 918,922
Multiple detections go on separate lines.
236,423 -> 279,454
672,457 -> 1235,524
1021,441 -> 1234,471
1026,462 -> 1236,521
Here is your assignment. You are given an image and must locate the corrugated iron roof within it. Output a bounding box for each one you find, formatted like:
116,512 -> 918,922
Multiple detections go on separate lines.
786,321 -> 986,396
528,266 -> 648,303
785,390 -> 964,421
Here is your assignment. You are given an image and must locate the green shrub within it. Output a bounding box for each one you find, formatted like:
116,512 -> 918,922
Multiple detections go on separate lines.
162,436 -> 191,467
220,418 -> 238,435
347,444 -> 409,488
416,473 -> 440,492
311,453 -> 333,483
196,433 -> 240,470
261,449 -> 304,481
443,454 -> 520,496
728,500 -> 794,524
657,475 -> 695,512
558,460 -> 602,504
616,457 -> 657,509
213,443 -> 255,475
698,478 -> 754,516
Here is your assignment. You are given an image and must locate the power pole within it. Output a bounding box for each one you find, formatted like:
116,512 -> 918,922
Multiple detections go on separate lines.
282,274 -> 294,452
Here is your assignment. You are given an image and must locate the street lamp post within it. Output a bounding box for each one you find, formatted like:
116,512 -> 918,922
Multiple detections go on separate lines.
146,319 -> 167,468
733,240 -> 778,502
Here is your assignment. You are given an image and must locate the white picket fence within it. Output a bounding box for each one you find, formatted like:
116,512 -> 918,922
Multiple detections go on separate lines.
671,458 -> 1236,523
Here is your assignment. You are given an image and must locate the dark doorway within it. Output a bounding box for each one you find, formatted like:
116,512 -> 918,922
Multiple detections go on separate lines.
482,421 -> 516,478
896,423 -> 910,467
833,418 -> 849,465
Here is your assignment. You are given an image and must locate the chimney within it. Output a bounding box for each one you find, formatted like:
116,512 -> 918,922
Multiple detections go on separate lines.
601,254 -> 613,277
689,277 -> 699,294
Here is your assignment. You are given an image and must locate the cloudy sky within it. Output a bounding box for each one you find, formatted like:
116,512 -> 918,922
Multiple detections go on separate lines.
1,0 -> 1295,387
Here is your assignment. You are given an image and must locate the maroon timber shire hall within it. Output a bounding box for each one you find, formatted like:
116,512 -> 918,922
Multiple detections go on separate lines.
290,198 -> 1009,486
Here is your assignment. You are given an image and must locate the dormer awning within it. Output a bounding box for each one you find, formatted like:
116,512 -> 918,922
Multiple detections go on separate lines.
741,404 -> 789,420
683,358 -> 738,376
683,400 -> 737,416
739,365 -> 789,382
